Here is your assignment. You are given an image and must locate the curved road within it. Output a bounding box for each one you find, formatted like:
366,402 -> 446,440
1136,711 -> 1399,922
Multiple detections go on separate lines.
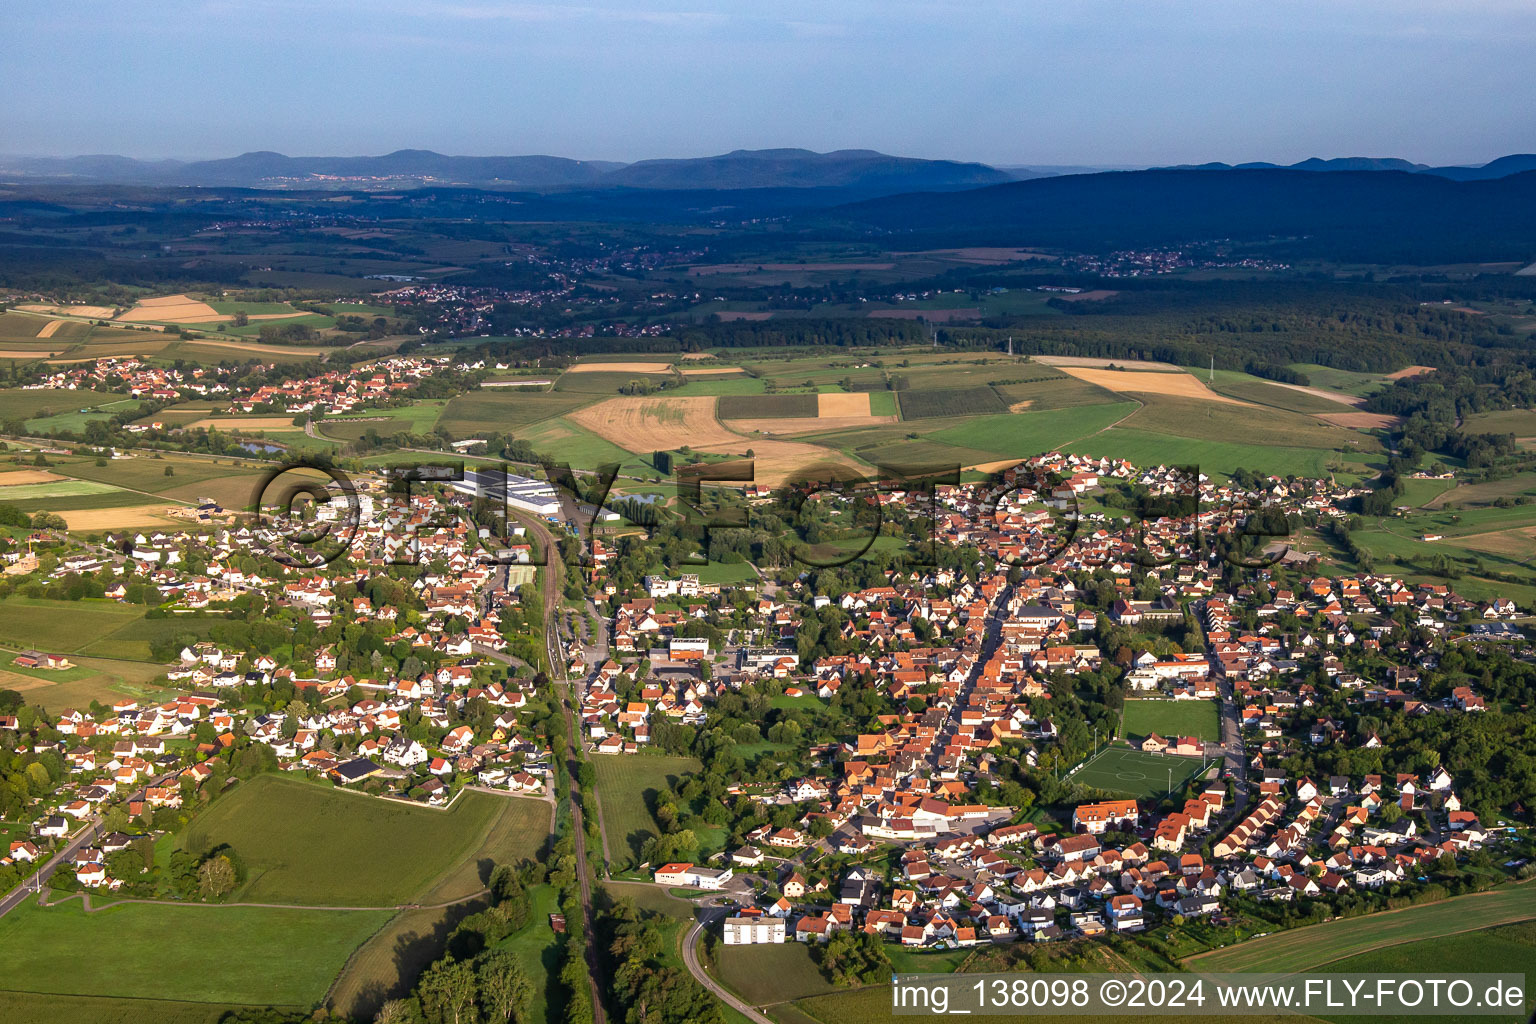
682,908 -> 774,1024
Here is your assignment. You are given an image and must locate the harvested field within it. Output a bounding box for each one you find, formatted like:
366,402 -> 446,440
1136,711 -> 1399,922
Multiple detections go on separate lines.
58,505 -> 182,530
563,361 -> 676,373
568,396 -> 737,450
0,470 -> 63,486
713,310 -> 773,321
680,352 -> 716,359
1036,355 -> 1182,370
34,320 -> 64,339
0,348 -> 64,358
695,440 -> 868,488
723,415 -> 898,436
115,294 -> 221,323
164,338 -> 324,357
724,392 -> 898,435
1387,365 -> 1436,379
186,416 -> 297,431
817,392 -> 870,417
1060,366 -> 1253,405
1316,411 -> 1403,429
679,366 -> 745,376
16,303 -> 118,318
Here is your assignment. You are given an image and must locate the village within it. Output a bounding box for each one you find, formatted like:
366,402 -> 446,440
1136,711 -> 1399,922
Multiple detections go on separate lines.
0,442 -> 1528,995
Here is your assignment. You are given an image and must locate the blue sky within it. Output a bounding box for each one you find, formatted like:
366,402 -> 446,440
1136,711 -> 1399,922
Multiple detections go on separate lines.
6,0 -> 1532,165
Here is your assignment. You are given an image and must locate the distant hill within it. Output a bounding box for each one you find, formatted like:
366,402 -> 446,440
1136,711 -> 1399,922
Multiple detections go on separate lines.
1164,154 -> 1536,180
169,149 -> 623,188
830,168 -> 1536,263
600,148 -> 1014,190
0,147 -> 1017,193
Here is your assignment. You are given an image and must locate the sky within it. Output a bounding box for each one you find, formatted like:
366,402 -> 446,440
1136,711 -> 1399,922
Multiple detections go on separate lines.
6,0 -> 1534,166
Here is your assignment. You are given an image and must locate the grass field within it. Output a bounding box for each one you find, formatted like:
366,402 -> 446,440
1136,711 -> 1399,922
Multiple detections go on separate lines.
592,753 -> 704,868
179,775 -> 548,905
717,942 -> 840,1005
0,479 -> 125,501
1190,882 -> 1536,972
1121,699 -> 1221,744
0,897 -> 389,1008
1072,746 -> 1209,799
326,798 -> 553,1021
0,991 -> 237,1024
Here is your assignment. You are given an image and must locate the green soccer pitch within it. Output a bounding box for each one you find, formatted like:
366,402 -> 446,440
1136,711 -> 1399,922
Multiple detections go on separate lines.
1071,746 -> 1209,799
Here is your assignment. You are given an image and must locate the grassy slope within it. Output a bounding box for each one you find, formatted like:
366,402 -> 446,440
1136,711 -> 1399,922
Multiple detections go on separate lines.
179,775 -> 517,905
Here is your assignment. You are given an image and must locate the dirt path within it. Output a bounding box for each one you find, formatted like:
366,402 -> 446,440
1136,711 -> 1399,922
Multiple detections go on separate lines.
1264,380 -> 1368,407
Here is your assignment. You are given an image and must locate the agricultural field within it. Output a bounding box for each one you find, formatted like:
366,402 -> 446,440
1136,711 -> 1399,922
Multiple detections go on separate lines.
0,598 -> 149,656
1066,429 -> 1345,480
178,775 -> 547,906
1287,363 -> 1390,396
995,376 -> 1123,411
318,399 -> 450,440
1119,395 -> 1369,450
1071,746 -> 1210,799
1121,698 -> 1221,743
0,897 -> 389,1008
437,391 -> 588,436
1463,409 -> 1536,436
592,753 -> 706,868
569,395 -> 738,451
716,942 -> 841,1006
718,393 -> 819,419
0,387 -> 124,421
926,402 -> 1138,458
897,385 -> 1008,419
325,800 -> 554,1021
1192,883 -> 1536,973
0,654 -> 172,713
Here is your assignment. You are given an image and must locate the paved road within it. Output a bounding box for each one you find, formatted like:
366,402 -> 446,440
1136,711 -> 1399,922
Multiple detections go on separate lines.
0,770 -> 179,921
682,907 -> 775,1024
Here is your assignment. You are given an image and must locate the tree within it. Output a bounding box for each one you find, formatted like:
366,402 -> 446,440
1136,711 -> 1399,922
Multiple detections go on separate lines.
475,949 -> 531,1024
198,855 -> 237,900
374,1000 -> 419,1024
417,956 -> 478,1024
164,465 -> 175,477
